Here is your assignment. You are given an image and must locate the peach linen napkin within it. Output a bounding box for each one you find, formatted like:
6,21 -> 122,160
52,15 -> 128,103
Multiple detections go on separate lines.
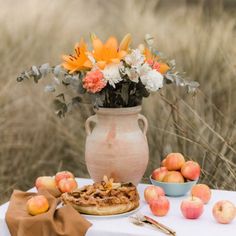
5,190 -> 92,236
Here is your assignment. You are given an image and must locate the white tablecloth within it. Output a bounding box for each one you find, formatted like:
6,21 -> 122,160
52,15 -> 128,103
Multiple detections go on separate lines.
0,178 -> 235,236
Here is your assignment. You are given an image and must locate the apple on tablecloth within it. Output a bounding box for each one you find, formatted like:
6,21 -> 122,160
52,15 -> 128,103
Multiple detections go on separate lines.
144,185 -> 165,204
149,196 -> 170,217
35,176 -> 61,197
212,200 -> 236,224
55,171 -> 75,185
191,184 -> 211,204
58,178 -> 78,193
180,196 -> 204,219
35,170 -> 78,196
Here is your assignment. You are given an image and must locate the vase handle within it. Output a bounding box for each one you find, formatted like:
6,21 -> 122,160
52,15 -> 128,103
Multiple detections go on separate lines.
138,114 -> 148,135
85,115 -> 97,135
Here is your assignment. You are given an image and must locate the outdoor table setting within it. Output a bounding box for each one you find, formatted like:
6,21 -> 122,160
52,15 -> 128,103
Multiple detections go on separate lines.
1,32 -> 235,236
0,178 -> 235,236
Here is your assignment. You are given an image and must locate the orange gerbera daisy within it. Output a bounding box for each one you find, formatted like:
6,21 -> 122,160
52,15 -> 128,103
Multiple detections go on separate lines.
92,35 -> 129,70
62,39 -> 92,73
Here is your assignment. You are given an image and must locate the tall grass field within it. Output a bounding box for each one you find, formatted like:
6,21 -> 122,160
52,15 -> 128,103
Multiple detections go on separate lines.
0,0 -> 236,203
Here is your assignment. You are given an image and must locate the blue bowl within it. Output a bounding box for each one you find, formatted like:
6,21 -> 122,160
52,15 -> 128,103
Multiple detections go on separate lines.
150,176 -> 198,197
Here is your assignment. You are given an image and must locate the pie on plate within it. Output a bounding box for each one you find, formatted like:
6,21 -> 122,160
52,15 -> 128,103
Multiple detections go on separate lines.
61,177 -> 140,216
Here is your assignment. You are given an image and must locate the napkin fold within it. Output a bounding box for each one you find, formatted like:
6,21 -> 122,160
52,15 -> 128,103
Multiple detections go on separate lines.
5,190 -> 92,236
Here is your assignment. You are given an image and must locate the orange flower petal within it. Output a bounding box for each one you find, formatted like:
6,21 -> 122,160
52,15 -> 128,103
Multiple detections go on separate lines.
119,33 -> 132,51
97,61 -> 107,70
83,60 -> 92,68
92,38 -> 103,54
92,35 -> 129,69
118,50 -> 127,59
111,58 -> 120,64
62,39 -> 92,73
105,37 -> 118,50
159,63 -> 170,74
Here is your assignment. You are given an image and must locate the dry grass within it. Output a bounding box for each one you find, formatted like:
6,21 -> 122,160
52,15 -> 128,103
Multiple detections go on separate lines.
0,0 -> 236,203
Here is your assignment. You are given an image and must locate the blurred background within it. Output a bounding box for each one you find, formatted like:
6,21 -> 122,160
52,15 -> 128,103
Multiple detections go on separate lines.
0,0 -> 236,203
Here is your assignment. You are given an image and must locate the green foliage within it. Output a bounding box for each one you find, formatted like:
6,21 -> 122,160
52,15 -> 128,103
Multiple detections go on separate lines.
17,58 -> 199,116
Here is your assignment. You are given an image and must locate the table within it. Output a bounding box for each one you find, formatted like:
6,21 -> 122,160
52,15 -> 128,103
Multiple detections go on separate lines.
0,178 -> 235,236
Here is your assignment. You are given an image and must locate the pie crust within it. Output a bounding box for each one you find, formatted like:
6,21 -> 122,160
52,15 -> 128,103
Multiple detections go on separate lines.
61,177 -> 140,215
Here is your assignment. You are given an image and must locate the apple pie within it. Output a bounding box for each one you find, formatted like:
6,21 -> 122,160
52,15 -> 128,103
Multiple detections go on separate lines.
61,177 -> 140,215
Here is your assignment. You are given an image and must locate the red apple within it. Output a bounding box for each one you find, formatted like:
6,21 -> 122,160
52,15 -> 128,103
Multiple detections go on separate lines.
161,159 -> 167,167
149,196 -> 170,216
180,196 -> 204,219
144,186 -> 165,204
27,195 -> 49,216
151,167 -> 168,182
35,176 -> 61,197
191,184 -> 211,204
181,161 -> 200,180
164,153 -> 185,171
163,171 -> 185,183
58,178 -> 78,193
212,200 -> 236,224
55,171 -> 74,185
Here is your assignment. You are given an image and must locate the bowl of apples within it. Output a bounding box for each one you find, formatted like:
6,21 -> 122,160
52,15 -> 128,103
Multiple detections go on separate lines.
150,153 -> 200,197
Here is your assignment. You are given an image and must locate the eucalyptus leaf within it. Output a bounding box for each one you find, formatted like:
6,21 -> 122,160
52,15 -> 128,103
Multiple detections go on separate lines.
91,93 -> 105,108
16,74 -> 25,82
62,75 -> 71,86
145,34 -> 154,46
77,79 -> 86,94
44,84 -> 55,93
39,63 -> 50,76
72,96 -> 82,105
53,99 -> 67,118
52,76 -> 60,85
164,74 -> 174,82
32,66 -> 40,76
56,93 -> 65,101
53,65 -> 62,77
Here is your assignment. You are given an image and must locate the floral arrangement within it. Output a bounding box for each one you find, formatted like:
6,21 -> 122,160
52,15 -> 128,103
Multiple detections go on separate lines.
17,34 -> 199,117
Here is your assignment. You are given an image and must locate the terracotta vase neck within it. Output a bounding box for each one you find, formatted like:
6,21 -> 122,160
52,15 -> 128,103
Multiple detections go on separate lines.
94,106 -> 142,116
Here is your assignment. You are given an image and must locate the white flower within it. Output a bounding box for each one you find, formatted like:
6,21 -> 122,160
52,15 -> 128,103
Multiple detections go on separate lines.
102,63 -> 122,88
124,49 -> 145,68
138,63 -> 152,77
124,50 -> 149,83
122,67 -> 139,83
140,69 -> 163,92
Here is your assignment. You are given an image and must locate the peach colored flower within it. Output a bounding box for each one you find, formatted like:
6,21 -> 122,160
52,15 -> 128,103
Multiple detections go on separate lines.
147,59 -> 170,74
83,70 -> 106,93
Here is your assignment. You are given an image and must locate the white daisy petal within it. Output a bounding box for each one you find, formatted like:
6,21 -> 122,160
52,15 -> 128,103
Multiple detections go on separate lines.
102,64 -> 122,88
